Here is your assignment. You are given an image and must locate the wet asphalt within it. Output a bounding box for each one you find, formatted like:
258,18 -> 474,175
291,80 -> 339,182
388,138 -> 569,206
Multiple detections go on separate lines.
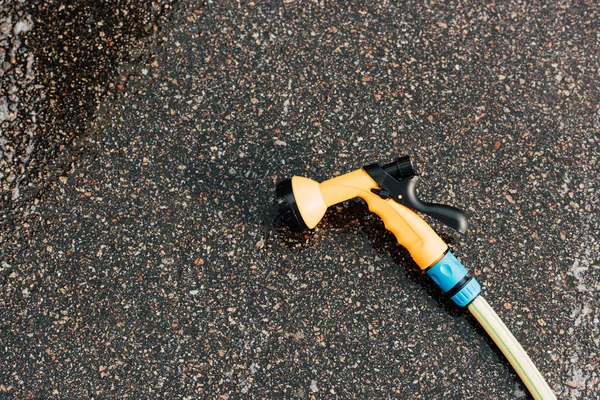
1,1 -> 599,399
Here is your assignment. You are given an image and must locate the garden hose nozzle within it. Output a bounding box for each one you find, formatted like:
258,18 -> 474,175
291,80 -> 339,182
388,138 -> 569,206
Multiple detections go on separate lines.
276,155 -> 478,306
275,155 -> 556,399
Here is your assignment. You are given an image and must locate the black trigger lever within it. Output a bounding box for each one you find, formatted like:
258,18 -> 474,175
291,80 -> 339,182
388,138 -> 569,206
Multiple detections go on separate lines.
363,155 -> 468,234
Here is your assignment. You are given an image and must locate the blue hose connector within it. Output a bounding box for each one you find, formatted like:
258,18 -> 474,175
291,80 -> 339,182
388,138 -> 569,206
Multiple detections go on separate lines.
451,277 -> 481,307
427,251 -> 480,307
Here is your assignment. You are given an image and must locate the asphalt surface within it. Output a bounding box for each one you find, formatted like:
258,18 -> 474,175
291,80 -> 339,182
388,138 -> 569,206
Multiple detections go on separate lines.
1,0 -> 599,398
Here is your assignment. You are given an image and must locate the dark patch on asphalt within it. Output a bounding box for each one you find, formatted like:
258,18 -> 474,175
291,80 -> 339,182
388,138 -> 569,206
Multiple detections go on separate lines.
1,0 -> 173,223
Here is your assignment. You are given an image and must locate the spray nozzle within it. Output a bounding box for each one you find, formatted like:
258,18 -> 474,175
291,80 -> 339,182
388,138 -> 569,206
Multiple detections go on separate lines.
275,178 -> 309,232
364,155 -> 468,234
276,154 -> 466,236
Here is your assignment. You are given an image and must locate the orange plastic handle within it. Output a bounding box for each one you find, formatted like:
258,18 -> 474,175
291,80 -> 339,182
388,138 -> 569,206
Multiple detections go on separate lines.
318,169 -> 448,269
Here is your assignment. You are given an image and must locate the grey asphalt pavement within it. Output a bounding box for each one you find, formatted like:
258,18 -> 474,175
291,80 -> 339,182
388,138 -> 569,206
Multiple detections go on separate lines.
1,0 -> 599,398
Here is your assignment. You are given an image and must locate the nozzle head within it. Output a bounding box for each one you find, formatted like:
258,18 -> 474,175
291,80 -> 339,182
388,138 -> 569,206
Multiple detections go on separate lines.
275,178 -> 308,231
